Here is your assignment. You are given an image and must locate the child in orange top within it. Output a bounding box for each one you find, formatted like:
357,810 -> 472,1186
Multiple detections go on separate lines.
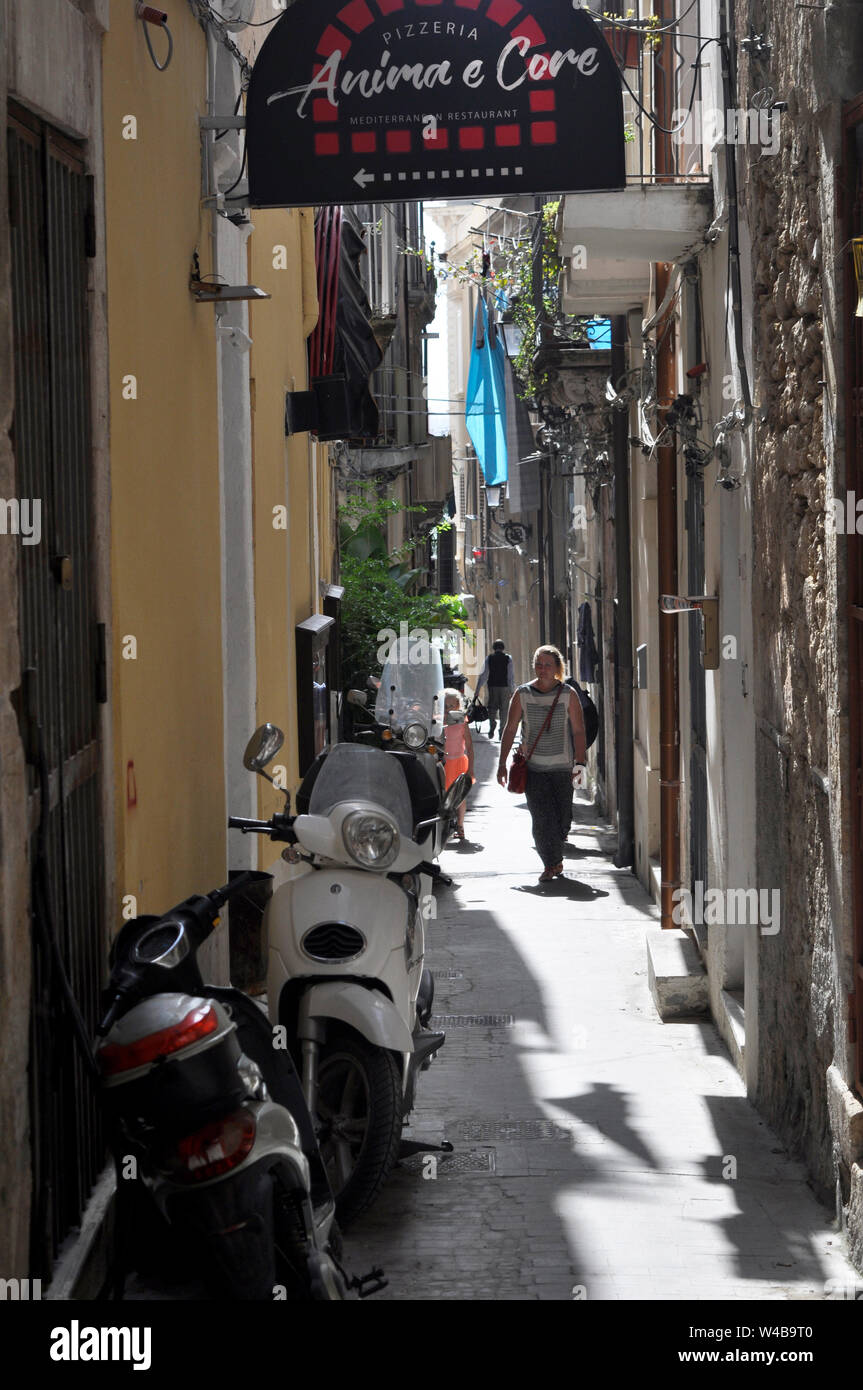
443,690 -> 474,840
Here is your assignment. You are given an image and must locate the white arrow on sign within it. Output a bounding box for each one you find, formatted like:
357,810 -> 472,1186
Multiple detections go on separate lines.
353,168 -> 374,189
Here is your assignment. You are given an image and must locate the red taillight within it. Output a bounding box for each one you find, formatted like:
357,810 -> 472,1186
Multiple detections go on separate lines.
165,1108 -> 257,1184
98,1004 -> 219,1076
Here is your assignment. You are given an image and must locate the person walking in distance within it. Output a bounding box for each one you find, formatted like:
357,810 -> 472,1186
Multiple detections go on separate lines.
497,645 -> 587,882
476,638 -> 514,740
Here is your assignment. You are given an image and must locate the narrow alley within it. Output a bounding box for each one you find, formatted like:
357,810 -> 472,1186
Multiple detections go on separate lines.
346,732 -> 857,1302
6,0 -> 863,1337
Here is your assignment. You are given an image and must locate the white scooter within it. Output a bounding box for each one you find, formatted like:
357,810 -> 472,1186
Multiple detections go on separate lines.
229,714 -> 469,1224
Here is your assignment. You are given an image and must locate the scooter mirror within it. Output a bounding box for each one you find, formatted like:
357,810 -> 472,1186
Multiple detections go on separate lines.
346,689 -> 368,708
243,723 -> 284,772
442,772 -> 471,815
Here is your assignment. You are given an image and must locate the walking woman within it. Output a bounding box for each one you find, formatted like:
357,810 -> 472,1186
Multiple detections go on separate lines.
496,646 -> 587,882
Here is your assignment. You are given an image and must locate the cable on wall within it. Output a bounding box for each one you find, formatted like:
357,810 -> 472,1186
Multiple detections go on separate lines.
137,4 -> 174,70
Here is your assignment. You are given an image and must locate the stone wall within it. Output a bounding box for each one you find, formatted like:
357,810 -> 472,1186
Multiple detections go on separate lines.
742,0 -> 863,1199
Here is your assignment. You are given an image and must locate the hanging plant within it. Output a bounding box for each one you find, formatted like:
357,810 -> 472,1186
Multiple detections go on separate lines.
600,10 -> 662,66
601,11 -> 641,67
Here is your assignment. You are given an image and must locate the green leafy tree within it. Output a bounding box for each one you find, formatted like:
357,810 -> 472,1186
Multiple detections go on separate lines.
339,482 -> 468,687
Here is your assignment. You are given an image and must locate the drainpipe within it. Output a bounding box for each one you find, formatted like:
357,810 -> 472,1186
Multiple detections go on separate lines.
206,28 -> 220,294
656,263 -> 681,927
654,0 -> 680,928
612,314 -> 634,868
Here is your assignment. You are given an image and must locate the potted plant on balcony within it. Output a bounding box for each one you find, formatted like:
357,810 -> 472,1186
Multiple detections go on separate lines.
601,10 -> 641,68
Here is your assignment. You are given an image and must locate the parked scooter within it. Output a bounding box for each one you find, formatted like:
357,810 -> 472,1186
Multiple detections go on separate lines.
229,717 -> 470,1224
347,636 -> 457,864
95,872 -> 381,1298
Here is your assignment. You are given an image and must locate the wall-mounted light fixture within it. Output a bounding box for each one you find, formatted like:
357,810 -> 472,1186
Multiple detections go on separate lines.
190,277 -> 270,304
498,320 -> 524,358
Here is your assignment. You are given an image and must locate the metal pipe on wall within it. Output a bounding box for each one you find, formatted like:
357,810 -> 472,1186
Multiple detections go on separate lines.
656,262 -> 681,928
612,313 -> 634,869
653,0 -> 681,929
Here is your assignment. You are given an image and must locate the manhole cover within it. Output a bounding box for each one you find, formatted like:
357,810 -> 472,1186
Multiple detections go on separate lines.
453,1119 -> 574,1142
399,1147 -> 496,1176
431,1013 -> 515,1027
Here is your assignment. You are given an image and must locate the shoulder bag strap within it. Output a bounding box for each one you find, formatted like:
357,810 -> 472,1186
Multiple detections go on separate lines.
523,683 -> 563,765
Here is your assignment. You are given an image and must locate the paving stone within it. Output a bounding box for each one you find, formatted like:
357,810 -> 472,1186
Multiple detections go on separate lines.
337,736 -> 860,1302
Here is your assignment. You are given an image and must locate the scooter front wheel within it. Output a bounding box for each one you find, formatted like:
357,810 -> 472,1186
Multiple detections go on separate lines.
316,1033 -> 402,1226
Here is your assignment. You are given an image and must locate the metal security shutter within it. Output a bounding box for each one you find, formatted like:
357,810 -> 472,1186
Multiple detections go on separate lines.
8,102 -> 104,1273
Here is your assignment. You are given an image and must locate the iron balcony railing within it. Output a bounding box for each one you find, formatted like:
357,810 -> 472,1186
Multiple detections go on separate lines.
592,0 -> 710,186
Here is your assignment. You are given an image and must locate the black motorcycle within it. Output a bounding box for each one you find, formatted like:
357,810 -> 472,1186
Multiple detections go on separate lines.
96,872 -> 384,1300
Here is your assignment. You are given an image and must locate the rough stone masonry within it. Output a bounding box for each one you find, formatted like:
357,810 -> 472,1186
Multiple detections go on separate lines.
743,0 -> 863,1226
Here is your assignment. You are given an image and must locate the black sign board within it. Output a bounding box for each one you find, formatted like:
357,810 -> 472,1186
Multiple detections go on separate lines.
247,0 -> 626,207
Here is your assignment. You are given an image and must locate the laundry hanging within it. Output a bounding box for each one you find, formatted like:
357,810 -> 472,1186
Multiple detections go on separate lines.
465,296 -> 507,489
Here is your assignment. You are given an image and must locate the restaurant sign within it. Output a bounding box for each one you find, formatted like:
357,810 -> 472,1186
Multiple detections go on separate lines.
247,0 -> 626,207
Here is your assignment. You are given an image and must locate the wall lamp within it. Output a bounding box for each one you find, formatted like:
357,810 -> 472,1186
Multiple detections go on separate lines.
190,276 -> 270,304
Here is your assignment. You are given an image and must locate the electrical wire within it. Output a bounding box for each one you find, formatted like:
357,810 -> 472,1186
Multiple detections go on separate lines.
188,0 -> 254,85
142,17 -> 173,70
215,90 -> 243,140
222,141 -> 248,197
618,36 -> 720,137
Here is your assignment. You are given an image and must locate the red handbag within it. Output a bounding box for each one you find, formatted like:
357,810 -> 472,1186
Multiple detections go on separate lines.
506,685 -> 563,794
507,748 -> 528,794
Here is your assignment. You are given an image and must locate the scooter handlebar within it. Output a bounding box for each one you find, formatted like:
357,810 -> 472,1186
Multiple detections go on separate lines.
227,814 -> 297,843
208,870 -> 261,909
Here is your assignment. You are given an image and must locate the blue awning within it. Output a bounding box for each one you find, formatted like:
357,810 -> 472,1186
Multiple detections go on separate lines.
465,297 -> 507,488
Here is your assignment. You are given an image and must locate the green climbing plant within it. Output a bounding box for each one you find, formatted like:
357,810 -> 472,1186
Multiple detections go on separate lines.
339,481 -> 467,687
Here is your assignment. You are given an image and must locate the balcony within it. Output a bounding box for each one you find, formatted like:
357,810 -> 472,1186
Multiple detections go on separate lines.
559,184 -> 713,314
349,441 -> 431,475
559,4 -> 714,315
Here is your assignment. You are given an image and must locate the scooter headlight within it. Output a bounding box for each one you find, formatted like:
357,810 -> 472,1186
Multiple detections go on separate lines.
342,811 -> 400,869
402,722 -> 428,750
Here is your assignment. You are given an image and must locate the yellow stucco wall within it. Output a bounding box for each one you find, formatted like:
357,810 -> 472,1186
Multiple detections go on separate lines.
104,9 -> 225,914
105,12 -> 337,897
249,208 -> 333,817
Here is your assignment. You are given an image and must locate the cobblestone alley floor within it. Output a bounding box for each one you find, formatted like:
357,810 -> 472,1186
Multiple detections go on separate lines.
343,731 -> 859,1304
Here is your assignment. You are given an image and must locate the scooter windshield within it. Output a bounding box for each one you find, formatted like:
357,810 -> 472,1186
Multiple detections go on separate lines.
374,636 -> 446,739
308,742 -> 413,838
